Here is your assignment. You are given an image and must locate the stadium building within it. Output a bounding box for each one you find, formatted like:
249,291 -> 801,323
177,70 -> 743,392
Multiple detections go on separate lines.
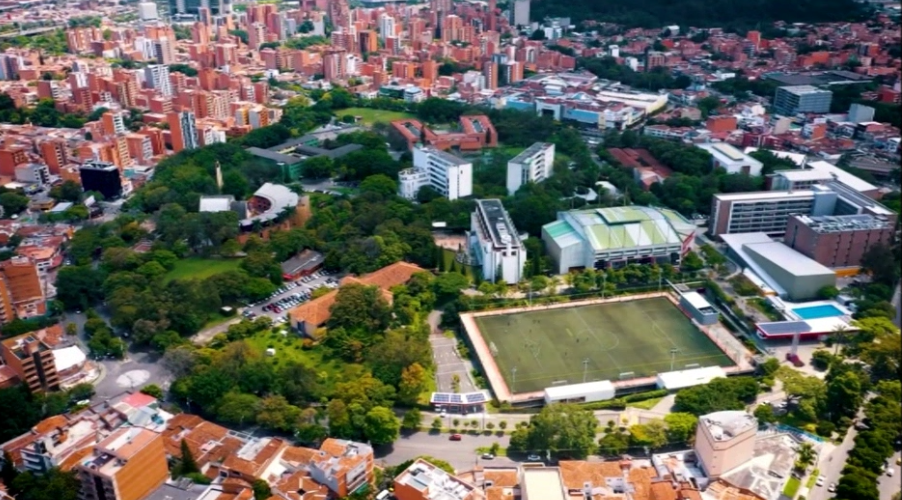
541,206 -> 696,273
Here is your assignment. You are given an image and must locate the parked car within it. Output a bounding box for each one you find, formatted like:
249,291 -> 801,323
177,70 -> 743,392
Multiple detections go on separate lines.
526,454 -> 541,461
816,475 -> 825,486
828,483 -> 836,493
481,453 -> 494,460
449,434 -> 462,441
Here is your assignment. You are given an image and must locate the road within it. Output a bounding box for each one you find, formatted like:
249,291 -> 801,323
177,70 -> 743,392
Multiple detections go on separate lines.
61,311 -> 172,401
806,427 -> 858,500
376,431 -> 514,472
879,452 -> 901,500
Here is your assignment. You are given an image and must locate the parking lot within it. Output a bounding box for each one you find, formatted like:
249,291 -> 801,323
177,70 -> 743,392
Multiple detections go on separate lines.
239,270 -> 341,324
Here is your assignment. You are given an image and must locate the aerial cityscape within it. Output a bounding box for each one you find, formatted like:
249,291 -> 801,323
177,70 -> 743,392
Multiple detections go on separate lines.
0,0 -> 899,499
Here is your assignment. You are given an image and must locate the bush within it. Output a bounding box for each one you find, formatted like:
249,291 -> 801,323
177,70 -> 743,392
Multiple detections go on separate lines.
810,350 -> 834,370
816,420 -> 835,437
729,274 -> 761,297
622,389 -> 668,402
185,472 -> 211,485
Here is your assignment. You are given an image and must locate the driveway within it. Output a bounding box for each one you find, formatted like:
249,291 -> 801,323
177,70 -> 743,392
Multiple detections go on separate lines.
427,310 -> 478,395
879,451 -> 900,500
806,426 -> 858,500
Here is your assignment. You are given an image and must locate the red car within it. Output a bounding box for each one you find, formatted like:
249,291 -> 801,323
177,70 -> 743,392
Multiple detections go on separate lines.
449,434 -> 462,441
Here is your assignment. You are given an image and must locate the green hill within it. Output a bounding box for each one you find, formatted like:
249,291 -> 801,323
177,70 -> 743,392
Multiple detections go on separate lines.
531,0 -> 867,28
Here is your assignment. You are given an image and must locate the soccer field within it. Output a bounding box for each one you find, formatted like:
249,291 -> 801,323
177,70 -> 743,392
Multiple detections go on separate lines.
473,297 -> 735,394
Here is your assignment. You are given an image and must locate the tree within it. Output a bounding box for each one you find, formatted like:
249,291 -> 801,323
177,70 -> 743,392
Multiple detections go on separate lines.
825,371 -> 863,421
140,384 -> 164,399
328,283 -> 392,332
629,420 -> 667,449
795,442 -> 816,472
0,191 -> 29,215
860,243 -> 899,287
217,391 -> 261,425
178,438 -> 199,475
663,412 -> 698,444
364,406 -> 401,445
392,456 -> 454,477
673,377 -> 759,415
432,272 -> 470,301
401,408 -> 422,431
598,431 -> 630,456
431,417 -> 442,431
252,479 -> 271,500
753,404 -> 777,424
398,362 -> 429,405
301,156 -> 334,179
9,468 -> 80,500
509,403 -> 598,459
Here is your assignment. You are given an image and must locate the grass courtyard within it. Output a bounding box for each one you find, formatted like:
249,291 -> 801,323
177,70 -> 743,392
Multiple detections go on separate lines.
337,107 -> 415,126
473,297 -> 735,394
164,257 -> 243,283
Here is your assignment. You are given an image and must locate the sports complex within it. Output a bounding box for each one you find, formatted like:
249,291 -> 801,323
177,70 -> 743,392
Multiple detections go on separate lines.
460,292 -> 752,403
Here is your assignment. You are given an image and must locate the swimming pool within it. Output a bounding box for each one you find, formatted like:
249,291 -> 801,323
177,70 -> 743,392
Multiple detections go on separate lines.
792,304 -> 845,320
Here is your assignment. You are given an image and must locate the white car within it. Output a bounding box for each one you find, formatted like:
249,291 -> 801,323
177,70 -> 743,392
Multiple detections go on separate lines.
887,468 -> 894,477
816,475 -> 826,486
828,483 -> 836,492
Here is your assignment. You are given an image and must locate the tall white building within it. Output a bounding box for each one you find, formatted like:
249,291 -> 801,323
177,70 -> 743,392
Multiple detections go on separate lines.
506,142 -> 555,195
398,146 -> 473,201
379,13 -> 395,41
137,1 -> 159,20
177,110 -> 199,150
143,64 -> 172,96
510,0 -> 530,27
469,199 -> 526,284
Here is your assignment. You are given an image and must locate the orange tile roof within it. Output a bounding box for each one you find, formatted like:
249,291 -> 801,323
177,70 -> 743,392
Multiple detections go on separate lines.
288,289 -> 339,329
289,262 -> 425,329
273,470 -> 329,500
650,481 -> 678,500
33,415 -> 69,434
279,446 -> 318,468
58,445 -> 94,471
559,460 -> 625,490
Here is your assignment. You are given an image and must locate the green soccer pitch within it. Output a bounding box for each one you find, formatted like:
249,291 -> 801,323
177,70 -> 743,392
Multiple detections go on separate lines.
472,297 -> 735,394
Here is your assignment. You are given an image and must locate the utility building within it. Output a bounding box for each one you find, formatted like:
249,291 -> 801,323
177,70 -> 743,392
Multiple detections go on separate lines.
469,199 -> 526,284
506,142 -> 555,195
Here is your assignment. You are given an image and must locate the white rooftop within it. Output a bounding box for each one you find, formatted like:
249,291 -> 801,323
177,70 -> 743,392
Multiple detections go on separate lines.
700,411 -> 757,441
806,160 -> 878,193
544,380 -> 614,400
656,366 -> 727,391
53,345 -> 86,373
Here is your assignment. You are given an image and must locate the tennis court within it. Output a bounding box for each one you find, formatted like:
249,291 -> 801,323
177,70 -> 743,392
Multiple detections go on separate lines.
472,297 -> 735,394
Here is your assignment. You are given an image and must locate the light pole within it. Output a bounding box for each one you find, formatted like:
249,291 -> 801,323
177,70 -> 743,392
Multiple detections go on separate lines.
511,367 -> 517,393
583,358 -> 590,383
670,348 -> 679,371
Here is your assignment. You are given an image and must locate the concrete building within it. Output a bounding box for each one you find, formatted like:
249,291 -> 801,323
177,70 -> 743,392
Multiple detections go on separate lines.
0,256 -> 45,322
509,0 -> 530,26
142,65 -> 172,96
679,291 -> 719,325
76,427 -> 168,500
710,182 -> 894,238
542,206 -> 696,274
785,214 -> 895,268
394,458 -> 484,500
773,85 -> 832,116
694,411 -> 757,479
79,161 -> 123,200
721,233 -> 836,300
697,143 -> 764,176
469,199 -> 526,284
399,146 -> 472,201
168,110 -> 198,152
506,142 -> 555,195
543,380 -> 615,405
847,103 -> 875,123
0,331 -> 59,393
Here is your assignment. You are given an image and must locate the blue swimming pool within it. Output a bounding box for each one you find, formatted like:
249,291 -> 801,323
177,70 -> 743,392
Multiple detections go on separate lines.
792,304 -> 845,320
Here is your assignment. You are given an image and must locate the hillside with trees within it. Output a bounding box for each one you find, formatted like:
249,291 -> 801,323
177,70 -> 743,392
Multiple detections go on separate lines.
531,0 -> 865,27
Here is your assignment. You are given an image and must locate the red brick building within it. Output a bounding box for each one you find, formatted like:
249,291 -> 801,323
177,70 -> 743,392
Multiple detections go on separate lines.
785,214 -> 896,269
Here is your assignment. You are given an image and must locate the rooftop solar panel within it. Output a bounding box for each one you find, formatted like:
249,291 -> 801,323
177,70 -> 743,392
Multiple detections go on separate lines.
757,321 -> 812,335
465,393 -> 487,403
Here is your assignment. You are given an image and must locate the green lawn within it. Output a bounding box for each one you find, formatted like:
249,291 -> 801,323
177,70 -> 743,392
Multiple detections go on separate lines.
245,329 -> 344,391
164,258 -> 243,283
783,476 -> 801,498
627,397 -> 665,410
337,107 -> 415,126
473,297 -> 735,394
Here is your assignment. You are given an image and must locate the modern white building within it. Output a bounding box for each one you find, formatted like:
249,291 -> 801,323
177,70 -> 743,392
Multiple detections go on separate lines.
698,143 -> 764,176
137,1 -> 159,20
510,0 -> 530,26
506,142 -> 555,195
469,199 -> 526,284
143,64 -> 172,96
378,13 -> 395,41
398,146 -> 472,201
543,380 -> 615,404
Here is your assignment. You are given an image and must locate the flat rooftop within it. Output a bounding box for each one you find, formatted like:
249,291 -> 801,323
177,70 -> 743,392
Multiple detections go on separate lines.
510,142 -> 553,163
700,411 -> 757,441
720,433 -> 800,500
475,199 -> 521,249
395,459 -> 477,500
793,214 -> 892,233
521,467 -> 567,500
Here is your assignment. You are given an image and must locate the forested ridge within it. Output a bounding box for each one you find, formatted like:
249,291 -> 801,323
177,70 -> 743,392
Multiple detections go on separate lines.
531,0 -> 865,27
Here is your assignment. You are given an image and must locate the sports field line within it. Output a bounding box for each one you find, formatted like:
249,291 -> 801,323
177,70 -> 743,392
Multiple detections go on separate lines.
569,306 -> 622,372
512,352 -> 732,384
565,328 -> 574,338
